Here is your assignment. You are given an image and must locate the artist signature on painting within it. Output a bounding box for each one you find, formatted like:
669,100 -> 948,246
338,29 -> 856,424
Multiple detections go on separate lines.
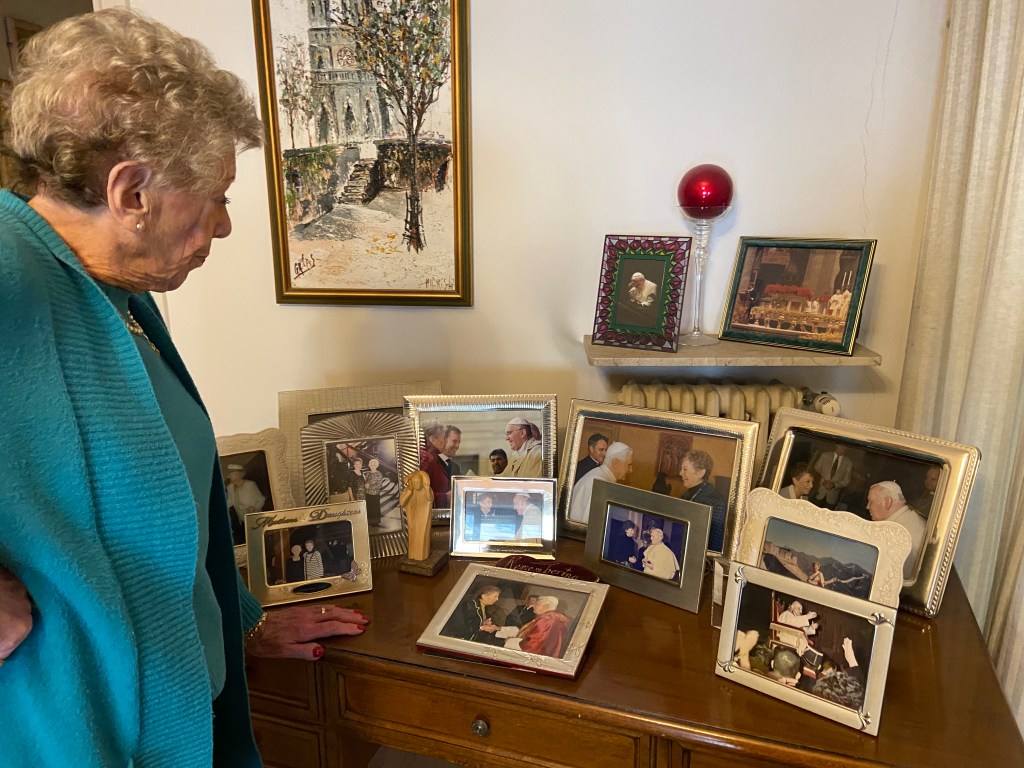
293,253 -> 317,279
423,276 -> 454,291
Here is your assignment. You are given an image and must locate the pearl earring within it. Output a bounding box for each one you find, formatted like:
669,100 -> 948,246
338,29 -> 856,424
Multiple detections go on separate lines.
136,221 -> 144,232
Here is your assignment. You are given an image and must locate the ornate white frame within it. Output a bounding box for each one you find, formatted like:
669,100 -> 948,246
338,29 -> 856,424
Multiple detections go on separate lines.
736,488 -> 910,608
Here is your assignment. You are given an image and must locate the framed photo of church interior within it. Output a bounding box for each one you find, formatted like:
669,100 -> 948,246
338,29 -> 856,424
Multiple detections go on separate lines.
583,480 -> 711,613
245,501 -> 372,607
558,399 -> 758,559
416,563 -> 609,678
590,234 -> 692,353
299,411 -> 419,558
251,0 -> 471,306
760,407 -> 981,617
735,488 -> 911,608
217,428 -> 297,564
719,237 -> 875,355
450,476 -> 556,559
716,562 -> 896,736
404,394 -> 558,514
278,380 -> 442,504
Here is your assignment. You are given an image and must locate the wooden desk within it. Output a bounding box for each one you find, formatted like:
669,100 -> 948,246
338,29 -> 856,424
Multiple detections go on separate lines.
246,541 -> 1024,768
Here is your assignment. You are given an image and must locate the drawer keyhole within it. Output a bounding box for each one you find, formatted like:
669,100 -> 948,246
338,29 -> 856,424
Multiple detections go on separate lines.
471,718 -> 490,738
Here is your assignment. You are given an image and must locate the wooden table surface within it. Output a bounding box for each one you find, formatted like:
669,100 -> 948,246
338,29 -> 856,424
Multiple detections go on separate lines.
316,540 -> 1024,768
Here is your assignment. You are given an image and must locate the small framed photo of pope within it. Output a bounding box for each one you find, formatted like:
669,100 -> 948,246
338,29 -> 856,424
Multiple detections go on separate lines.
583,480 -> 711,612
590,234 -> 691,353
403,394 -> 557,515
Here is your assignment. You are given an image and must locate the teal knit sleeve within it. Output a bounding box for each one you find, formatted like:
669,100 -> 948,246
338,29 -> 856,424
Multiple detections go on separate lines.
237,572 -> 265,630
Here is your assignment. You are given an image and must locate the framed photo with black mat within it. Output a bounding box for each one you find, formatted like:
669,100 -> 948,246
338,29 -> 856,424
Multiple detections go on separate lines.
245,501 -> 372,606
591,234 -> 691,352
582,480 -> 710,613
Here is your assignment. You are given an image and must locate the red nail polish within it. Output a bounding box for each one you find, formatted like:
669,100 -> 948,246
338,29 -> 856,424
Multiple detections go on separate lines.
312,646 -> 324,659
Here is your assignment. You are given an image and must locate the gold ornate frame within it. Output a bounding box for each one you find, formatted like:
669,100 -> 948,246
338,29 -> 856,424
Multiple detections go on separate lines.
251,0 -> 472,305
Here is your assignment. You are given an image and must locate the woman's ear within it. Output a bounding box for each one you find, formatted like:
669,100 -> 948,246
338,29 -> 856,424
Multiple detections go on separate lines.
106,161 -> 153,231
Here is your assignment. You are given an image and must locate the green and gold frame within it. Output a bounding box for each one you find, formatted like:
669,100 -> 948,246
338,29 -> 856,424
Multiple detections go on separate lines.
720,237 -> 875,355
591,234 -> 691,352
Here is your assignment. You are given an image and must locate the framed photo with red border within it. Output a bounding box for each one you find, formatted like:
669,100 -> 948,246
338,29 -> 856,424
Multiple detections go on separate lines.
591,234 -> 691,352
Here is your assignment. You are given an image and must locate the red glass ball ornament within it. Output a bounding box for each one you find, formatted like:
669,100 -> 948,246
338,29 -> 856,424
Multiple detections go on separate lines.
677,164 -> 734,220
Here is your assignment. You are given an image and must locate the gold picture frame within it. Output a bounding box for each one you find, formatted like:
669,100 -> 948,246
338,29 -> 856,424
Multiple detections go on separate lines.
251,0 -> 472,306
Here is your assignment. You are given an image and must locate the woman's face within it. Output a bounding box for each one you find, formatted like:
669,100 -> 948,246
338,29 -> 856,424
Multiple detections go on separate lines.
480,590 -> 500,606
131,157 -> 236,292
679,459 -> 705,489
304,541 -> 314,552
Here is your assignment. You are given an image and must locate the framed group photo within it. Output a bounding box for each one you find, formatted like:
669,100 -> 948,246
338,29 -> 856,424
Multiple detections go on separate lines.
760,407 -> 981,617
735,488 -> 911,608
716,563 -> 895,735
417,563 -> 609,678
591,234 -> 692,352
278,380 -> 441,503
216,428 -> 297,563
720,237 -> 875,355
559,399 -> 758,558
583,480 -> 711,613
450,476 -> 556,559
252,0 -> 472,305
245,501 -> 372,606
404,394 -> 557,513
300,411 -> 419,558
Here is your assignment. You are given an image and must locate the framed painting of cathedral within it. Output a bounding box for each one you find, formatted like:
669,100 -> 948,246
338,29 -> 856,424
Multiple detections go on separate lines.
252,0 -> 472,306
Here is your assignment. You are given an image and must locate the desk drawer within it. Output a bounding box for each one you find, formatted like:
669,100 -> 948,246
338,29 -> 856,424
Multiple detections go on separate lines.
338,672 -> 641,768
247,656 -> 321,722
252,714 -> 324,768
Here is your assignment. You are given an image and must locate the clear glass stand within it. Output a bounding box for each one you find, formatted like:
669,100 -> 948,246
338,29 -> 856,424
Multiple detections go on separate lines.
680,219 -> 720,346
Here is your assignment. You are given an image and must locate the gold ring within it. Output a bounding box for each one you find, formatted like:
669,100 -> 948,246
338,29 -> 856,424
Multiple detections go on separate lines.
320,606 -> 326,615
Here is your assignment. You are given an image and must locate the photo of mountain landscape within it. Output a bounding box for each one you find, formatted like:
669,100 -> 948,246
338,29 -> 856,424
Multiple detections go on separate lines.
760,517 -> 877,599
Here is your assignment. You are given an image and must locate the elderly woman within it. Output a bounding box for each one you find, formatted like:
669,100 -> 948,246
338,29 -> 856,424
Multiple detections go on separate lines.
0,9 -> 366,766
678,449 -> 728,552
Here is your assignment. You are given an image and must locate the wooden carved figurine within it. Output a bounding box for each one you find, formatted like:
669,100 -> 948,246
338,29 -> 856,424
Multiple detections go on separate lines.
400,470 -> 433,561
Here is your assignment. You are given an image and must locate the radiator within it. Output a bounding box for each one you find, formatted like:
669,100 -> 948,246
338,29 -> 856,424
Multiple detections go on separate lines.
616,379 -> 840,464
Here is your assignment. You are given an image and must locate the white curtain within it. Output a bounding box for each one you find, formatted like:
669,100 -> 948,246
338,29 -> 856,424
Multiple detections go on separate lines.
896,0 -> 1024,732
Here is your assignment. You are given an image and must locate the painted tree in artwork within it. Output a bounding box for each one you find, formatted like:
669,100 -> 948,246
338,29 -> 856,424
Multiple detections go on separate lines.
335,0 -> 451,251
276,35 -> 316,149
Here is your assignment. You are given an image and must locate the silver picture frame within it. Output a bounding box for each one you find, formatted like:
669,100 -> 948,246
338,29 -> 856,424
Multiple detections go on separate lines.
278,379 -> 442,503
559,399 -> 758,558
217,427 -> 298,566
416,563 -> 609,679
404,394 -> 558,517
583,480 -> 711,613
716,562 -> 896,736
736,488 -> 911,609
299,411 -> 418,558
450,476 -> 557,559
760,407 -> 981,617
245,501 -> 372,607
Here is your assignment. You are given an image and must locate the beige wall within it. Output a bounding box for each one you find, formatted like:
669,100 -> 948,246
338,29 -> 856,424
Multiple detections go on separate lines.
122,0 -> 947,448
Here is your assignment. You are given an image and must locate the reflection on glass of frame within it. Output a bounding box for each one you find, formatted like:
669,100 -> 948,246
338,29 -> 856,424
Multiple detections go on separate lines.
559,399 -> 758,559
450,476 -> 556,559
760,408 -> 980,617
583,480 -> 711,613
716,563 -> 896,736
417,563 -> 609,679
246,502 -> 372,607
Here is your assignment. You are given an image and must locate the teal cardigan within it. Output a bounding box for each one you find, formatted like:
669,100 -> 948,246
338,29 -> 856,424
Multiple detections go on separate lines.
0,190 -> 263,767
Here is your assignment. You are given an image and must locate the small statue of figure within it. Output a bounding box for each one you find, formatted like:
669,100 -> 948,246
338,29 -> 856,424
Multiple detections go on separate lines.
400,470 -> 434,561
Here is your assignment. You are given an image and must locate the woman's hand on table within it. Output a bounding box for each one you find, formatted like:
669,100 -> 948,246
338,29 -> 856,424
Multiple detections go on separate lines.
246,604 -> 368,661
0,566 -> 33,665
